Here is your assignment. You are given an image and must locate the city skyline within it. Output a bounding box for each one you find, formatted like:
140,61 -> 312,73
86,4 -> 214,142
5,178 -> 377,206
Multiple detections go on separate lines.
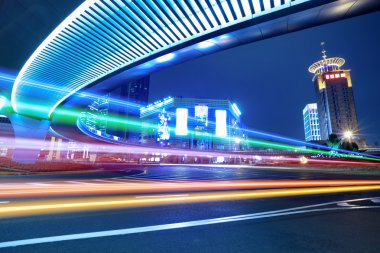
150,11 -> 380,145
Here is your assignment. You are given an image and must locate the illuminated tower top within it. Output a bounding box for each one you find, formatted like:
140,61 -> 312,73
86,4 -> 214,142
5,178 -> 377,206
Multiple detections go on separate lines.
308,42 -> 345,75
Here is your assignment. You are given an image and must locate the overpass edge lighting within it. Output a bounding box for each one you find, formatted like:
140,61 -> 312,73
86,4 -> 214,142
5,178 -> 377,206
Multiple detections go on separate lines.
156,53 -> 175,63
11,0 -> 97,117
11,0 -> 319,119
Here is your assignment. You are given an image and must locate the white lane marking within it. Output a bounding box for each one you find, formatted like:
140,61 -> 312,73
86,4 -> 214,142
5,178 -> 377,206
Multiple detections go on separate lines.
65,181 -> 97,185
371,198 -> 380,204
337,202 -> 357,207
0,197 -> 378,248
1,205 -> 379,248
0,201 -> 10,204
135,194 -> 189,199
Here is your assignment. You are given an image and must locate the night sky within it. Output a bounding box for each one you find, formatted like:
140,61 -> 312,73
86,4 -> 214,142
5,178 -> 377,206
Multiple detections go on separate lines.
150,11 -> 380,145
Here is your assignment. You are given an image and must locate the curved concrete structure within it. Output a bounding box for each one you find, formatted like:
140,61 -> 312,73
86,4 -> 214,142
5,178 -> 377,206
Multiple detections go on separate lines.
12,0 -> 380,120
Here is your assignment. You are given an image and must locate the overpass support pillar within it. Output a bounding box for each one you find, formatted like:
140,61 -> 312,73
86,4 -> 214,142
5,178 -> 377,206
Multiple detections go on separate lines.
9,113 -> 50,164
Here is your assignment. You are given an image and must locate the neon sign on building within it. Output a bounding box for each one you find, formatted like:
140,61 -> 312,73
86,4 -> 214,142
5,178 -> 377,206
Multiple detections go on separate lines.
157,109 -> 171,144
324,72 -> 346,80
195,105 -> 208,130
215,110 -> 227,137
175,108 -> 188,136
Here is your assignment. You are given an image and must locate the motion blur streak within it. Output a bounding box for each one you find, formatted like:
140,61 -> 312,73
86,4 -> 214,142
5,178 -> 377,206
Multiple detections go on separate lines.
2,136 -> 380,164
1,180 -> 380,198
2,71 -> 379,161
1,185 -> 380,218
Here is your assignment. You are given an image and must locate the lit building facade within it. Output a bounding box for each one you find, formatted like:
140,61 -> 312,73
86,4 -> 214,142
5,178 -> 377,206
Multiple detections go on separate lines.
83,94 -> 109,133
308,45 -> 360,141
80,76 -> 149,142
303,103 -> 321,141
140,97 -> 245,151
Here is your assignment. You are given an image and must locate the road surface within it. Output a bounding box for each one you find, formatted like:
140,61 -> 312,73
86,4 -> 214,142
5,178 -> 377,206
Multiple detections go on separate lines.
0,165 -> 380,253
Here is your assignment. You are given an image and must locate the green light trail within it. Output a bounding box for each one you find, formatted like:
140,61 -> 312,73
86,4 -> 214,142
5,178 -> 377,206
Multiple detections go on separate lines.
45,104 -> 380,162
7,101 -> 379,163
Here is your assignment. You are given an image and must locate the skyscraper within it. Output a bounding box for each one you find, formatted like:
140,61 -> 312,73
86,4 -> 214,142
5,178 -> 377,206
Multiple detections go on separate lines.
124,76 -> 150,104
108,76 -> 150,140
303,103 -> 321,141
308,43 -> 360,141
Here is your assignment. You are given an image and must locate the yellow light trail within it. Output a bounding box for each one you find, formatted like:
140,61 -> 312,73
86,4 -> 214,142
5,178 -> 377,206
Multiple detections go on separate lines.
1,185 -> 380,218
1,180 -> 380,198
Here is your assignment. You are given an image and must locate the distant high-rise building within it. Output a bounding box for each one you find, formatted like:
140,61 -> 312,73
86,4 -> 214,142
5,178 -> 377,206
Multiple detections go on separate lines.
124,76 -> 150,104
308,43 -> 360,141
303,103 -> 321,141
108,76 -> 150,140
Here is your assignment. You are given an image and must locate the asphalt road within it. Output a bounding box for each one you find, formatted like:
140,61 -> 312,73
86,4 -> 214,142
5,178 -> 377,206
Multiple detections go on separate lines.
2,164 -> 380,183
1,165 -> 380,253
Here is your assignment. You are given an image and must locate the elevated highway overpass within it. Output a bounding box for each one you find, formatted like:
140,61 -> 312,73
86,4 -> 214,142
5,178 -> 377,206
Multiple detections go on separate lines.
3,0 -> 380,162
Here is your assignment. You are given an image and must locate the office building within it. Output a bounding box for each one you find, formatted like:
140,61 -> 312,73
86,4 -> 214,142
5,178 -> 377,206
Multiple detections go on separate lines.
81,76 -> 149,142
107,76 -> 150,140
83,94 -> 110,133
139,97 -> 246,151
308,44 -> 360,141
303,103 -> 321,141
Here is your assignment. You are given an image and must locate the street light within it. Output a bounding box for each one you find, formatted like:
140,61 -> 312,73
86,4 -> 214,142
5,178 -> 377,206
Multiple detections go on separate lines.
343,130 -> 353,140
300,156 -> 308,164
